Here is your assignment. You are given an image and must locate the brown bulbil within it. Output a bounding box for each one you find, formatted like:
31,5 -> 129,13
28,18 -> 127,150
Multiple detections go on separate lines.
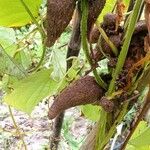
92,19 -> 147,62
133,20 -> 147,35
101,34 -> 122,56
46,0 -> 76,47
48,76 -> 113,119
89,13 -> 118,44
103,13 -> 117,27
89,25 -> 100,43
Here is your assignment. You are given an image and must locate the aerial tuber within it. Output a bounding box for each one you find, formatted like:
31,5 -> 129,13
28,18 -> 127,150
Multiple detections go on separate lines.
48,76 -> 114,119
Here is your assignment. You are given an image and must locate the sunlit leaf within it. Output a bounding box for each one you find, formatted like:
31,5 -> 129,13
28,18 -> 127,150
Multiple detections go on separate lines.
126,121 -> 150,150
129,127 -> 150,147
0,45 -> 26,79
81,104 -> 101,121
130,121 -> 148,140
14,50 -> 31,70
0,0 -> 42,27
126,145 -> 150,150
4,68 -> 59,114
0,27 -> 17,56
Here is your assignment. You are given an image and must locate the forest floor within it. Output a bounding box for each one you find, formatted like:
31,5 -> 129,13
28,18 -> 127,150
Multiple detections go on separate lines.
0,98 -> 92,150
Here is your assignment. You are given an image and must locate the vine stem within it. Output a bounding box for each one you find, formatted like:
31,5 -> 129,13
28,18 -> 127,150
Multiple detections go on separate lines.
81,0 -> 107,89
8,106 -> 27,150
20,0 -> 46,72
19,0 -> 45,38
29,44 -> 46,72
96,26 -> 118,56
107,0 -> 144,95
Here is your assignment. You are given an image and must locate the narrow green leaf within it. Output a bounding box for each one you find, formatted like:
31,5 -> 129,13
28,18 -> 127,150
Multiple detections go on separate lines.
0,0 -> 42,27
4,68 -> 59,114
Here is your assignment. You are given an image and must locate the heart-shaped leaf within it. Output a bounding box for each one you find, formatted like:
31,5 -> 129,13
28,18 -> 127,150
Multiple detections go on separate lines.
4,68 -> 59,113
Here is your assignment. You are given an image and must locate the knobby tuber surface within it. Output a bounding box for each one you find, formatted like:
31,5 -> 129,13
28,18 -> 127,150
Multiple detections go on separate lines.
46,0 -> 106,47
87,0 -> 106,38
46,0 -> 76,47
48,76 -> 114,119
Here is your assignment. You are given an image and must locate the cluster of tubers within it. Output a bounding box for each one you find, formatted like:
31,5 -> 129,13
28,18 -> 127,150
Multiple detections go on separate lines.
46,0 -> 148,120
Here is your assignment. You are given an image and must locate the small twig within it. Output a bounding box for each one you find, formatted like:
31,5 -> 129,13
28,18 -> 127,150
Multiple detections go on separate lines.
28,44 -> 46,72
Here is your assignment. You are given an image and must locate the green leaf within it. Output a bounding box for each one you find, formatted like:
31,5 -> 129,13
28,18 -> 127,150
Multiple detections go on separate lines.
4,68 -> 59,114
129,127 -> 150,147
0,45 -> 27,79
0,0 -> 42,27
126,145 -> 150,150
81,104 -> 101,121
14,50 -> 31,70
0,27 -> 17,56
126,121 -> 150,150
130,121 -> 148,140
53,59 -> 82,93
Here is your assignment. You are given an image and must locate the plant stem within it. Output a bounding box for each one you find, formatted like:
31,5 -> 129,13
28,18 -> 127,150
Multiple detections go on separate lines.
20,0 -> 47,72
107,0 -> 144,95
99,102 -> 128,150
0,45 -> 27,78
96,26 -> 118,56
8,106 -> 27,150
81,0 -> 107,89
